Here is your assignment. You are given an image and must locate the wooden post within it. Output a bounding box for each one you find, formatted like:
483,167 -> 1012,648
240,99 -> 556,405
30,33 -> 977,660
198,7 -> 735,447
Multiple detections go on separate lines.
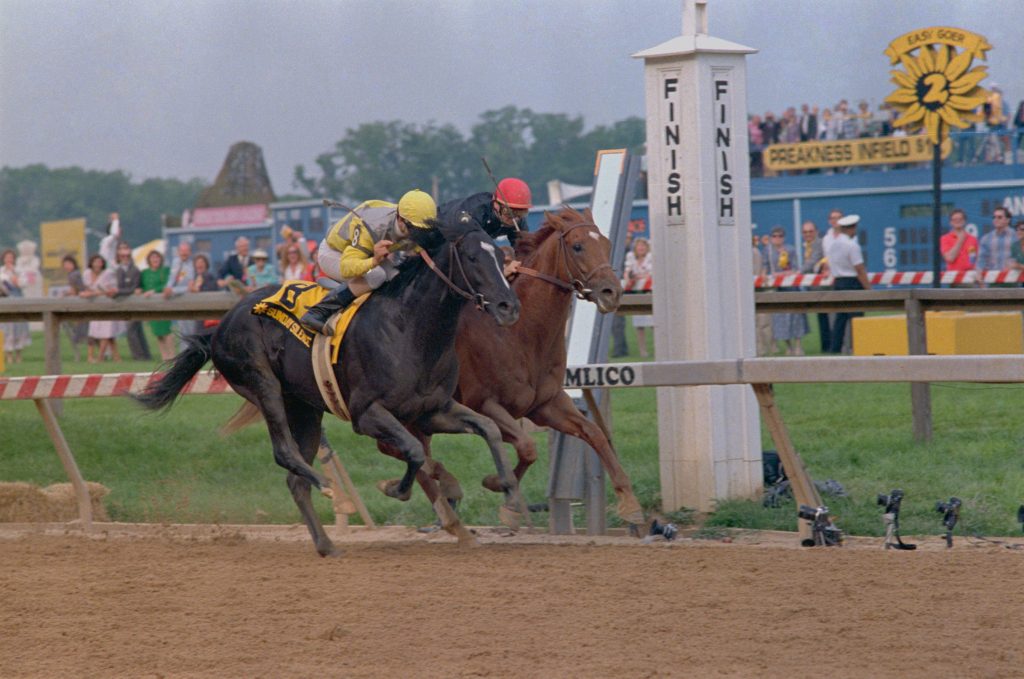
317,439 -> 375,529
751,383 -> 822,540
905,296 -> 932,442
33,398 -> 93,532
42,311 -> 62,416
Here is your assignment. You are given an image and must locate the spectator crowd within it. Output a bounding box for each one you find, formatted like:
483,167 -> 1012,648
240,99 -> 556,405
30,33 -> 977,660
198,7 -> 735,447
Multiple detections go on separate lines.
18,214 -> 321,365
749,86 -> 1024,176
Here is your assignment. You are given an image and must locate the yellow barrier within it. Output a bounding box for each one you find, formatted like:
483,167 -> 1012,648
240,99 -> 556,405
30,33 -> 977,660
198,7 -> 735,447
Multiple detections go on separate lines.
853,312 -> 1024,355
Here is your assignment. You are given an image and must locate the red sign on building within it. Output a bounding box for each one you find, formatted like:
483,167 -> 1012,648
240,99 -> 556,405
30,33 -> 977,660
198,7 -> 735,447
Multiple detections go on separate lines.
189,204 -> 268,228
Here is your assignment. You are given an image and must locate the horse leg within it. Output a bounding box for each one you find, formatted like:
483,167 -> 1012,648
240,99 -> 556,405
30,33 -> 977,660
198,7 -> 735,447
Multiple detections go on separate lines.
375,436 -> 476,547
283,402 -> 340,558
416,433 -> 476,547
224,355 -> 328,493
476,399 -> 538,494
418,402 -> 530,530
530,391 -> 646,530
357,403 -> 424,502
376,439 -> 441,504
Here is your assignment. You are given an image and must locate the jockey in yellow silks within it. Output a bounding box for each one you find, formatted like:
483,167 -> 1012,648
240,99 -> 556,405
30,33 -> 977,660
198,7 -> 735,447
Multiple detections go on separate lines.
300,189 -> 437,336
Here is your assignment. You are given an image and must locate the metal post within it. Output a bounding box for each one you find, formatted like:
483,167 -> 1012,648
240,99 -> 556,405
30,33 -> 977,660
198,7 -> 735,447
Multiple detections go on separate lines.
931,124 -> 943,289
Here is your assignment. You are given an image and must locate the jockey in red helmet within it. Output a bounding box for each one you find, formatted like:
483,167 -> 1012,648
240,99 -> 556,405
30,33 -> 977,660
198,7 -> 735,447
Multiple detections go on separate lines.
436,177 -> 532,247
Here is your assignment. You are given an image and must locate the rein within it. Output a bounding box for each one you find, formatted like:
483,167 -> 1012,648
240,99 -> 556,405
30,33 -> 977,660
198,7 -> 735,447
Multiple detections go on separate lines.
514,222 -> 613,300
418,242 -> 489,311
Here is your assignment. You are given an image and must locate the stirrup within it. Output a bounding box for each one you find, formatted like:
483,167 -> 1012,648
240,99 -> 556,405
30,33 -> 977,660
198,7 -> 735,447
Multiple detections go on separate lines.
301,310 -> 334,336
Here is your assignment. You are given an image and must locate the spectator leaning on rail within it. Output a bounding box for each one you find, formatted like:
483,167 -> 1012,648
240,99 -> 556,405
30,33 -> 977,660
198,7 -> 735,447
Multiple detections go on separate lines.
977,207 -> 1015,287
217,236 -> 251,292
1009,220 -> 1024,280
112,240 -> 152,361
163,241 -> 195,298
300,189 -> 438,336
800,220 -> 831,353
826,214 -> 871,354
940,208 -> 979,286
437,177 -> 533,249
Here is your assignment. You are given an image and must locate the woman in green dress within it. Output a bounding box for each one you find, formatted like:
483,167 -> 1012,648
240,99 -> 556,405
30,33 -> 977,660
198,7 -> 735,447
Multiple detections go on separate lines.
139,249 -> 174,360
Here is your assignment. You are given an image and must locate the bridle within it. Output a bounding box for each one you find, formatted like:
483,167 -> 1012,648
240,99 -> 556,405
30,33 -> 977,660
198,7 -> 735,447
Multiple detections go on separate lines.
513,222 -> 613,300
417,237 -> 492,311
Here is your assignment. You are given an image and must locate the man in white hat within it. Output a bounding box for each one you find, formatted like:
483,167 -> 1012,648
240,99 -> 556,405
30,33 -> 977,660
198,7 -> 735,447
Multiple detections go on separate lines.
826,214 -> 871,354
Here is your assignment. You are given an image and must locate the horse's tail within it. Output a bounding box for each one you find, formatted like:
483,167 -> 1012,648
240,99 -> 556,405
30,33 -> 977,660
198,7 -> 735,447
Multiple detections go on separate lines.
134,333 -> 214,412
220,401 -> 263,436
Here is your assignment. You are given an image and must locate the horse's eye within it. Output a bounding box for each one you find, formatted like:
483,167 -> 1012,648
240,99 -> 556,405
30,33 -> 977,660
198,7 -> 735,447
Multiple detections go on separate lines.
572,243 -> 584,253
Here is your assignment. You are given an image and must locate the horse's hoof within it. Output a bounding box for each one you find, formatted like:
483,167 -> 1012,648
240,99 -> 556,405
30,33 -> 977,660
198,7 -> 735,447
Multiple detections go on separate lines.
457,533 -> 482,549
498,505 -> 522,531
627,521 -> 649,539
321,487 -> 335,500
376,479 -> 412,502
481,474 -> 504,493
316,542 -> 344,558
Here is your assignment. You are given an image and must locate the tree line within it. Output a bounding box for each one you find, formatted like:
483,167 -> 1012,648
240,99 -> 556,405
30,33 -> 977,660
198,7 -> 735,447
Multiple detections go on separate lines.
293,106 -> 645,204
0,165 -> 207,251
0,107 -> 645,250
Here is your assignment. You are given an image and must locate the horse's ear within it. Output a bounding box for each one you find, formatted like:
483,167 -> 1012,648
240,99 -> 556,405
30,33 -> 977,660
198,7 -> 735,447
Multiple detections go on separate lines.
582,207 -> 595,222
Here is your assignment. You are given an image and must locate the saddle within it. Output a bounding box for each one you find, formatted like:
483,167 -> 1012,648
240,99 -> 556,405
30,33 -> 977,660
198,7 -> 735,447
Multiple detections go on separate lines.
252,280 -> 369,421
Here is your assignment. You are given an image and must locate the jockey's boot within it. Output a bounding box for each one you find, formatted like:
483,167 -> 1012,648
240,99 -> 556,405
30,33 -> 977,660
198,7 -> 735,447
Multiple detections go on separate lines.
300,286 -> 357,336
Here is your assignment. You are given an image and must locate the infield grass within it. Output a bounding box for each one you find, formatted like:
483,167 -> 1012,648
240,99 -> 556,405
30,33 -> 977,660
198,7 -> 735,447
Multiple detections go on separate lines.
2,321 -> 1022,537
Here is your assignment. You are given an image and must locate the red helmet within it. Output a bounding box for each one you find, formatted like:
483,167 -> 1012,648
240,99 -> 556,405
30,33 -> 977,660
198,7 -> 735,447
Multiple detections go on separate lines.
494,177 -> 532,209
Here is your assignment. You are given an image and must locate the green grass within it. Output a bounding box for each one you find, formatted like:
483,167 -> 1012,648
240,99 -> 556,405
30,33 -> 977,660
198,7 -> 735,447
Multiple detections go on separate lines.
2,320 -> 1023,536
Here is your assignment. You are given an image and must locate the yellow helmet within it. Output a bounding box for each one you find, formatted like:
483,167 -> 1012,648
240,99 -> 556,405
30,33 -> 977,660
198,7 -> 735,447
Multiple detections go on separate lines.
397,189 -> 437,229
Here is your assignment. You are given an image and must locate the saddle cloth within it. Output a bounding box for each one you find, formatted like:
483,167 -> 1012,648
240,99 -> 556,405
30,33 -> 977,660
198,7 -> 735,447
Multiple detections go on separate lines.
251,280 -> 369,420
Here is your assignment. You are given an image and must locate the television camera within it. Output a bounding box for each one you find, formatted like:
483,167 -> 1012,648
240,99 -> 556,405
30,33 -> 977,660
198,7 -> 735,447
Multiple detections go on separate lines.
798,504 -> 842,547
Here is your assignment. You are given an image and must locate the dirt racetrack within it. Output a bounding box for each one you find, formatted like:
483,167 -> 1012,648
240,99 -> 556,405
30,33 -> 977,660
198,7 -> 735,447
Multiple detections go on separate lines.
1,523 -> 1022,679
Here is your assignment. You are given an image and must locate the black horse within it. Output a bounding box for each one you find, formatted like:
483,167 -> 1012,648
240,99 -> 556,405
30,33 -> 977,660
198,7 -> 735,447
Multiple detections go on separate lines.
137,214 -> 521,556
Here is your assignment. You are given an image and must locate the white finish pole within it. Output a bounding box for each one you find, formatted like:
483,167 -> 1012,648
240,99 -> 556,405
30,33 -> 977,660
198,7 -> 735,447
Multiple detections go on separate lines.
633,0 -> 762,512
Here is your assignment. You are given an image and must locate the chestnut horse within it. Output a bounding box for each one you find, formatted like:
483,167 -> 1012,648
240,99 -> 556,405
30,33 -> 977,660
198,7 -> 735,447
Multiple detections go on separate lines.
384,207 -> 645,533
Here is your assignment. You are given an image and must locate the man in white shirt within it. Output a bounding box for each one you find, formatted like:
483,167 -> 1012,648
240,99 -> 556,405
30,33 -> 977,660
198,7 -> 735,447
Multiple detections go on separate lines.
820,208 -> 843,260
826,214 -> 871,354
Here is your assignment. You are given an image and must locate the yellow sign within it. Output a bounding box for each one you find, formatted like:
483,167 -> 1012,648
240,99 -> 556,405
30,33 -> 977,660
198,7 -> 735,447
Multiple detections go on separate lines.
40,218 -> 86,294
884,26 -> 989,145
763,134 -> 950,172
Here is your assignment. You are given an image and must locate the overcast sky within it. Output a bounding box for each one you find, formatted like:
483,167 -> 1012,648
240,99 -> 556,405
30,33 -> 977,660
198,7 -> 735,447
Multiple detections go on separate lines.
2,0 -> 1022,194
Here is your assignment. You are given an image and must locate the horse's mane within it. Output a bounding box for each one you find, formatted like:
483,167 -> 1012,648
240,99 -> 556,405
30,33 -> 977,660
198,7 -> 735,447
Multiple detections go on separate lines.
372,212 -> 482,299
514,207 -> 593,261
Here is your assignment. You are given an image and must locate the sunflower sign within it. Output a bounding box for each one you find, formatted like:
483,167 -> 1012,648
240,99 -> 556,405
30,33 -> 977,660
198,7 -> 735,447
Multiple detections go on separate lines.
884,27 -> 990,145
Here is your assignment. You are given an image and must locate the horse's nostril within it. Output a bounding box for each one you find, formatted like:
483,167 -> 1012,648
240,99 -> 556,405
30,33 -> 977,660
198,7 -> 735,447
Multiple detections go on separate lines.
602,287 -> 616,297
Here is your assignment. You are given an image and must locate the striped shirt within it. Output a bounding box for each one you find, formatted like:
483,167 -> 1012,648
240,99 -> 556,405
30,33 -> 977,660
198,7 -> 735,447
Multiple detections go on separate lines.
978,227 -> 1015,270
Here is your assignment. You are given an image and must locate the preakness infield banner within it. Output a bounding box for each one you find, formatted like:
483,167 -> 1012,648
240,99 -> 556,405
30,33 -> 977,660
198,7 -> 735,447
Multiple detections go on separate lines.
763,134 -> 950,171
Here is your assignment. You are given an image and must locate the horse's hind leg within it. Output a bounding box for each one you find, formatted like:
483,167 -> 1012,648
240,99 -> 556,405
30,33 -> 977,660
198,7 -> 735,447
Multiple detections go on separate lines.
221,347 -> 328,492
284,402 -> 340,558
418,402 -> 530,530
531,391 -> 646,530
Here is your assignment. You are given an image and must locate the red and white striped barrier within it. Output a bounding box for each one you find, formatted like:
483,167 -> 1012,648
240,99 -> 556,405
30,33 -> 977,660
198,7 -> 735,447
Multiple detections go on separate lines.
753,270 -> 1022,289
0,371 -> 233,401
